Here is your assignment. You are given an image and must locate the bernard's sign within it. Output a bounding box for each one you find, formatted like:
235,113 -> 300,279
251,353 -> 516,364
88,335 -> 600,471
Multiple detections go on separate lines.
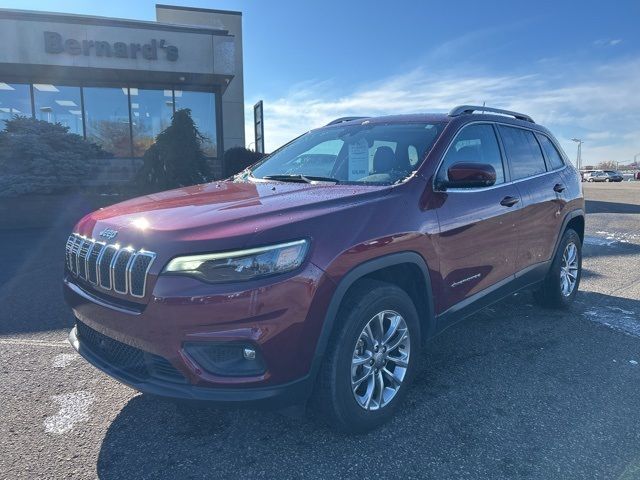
44,31 -> 179,61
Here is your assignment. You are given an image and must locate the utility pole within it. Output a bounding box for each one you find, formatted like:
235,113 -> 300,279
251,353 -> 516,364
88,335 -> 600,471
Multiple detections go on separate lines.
571,138 -> 583,170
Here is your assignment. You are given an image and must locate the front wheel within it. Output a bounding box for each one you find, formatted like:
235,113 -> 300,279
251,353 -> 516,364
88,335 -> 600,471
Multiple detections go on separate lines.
312,279 -> 421,432
534,228 -> 582,308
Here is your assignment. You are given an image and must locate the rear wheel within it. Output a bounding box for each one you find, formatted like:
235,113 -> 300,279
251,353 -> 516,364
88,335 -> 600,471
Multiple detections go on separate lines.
312,279 -> 420,432
534,228 -> 582,308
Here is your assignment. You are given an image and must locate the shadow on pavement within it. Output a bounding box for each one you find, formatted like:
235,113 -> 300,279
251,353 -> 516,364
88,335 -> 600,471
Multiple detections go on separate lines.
96,291 -> 640,480
586,199 -> 640,214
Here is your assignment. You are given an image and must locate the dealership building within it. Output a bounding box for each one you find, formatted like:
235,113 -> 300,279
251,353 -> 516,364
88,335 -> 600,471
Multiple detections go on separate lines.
0,5 -> 244,181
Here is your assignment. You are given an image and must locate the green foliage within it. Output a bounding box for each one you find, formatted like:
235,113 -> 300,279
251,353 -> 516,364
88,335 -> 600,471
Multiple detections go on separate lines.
223,147 -> 266,178
136,109 -> 210,191
0,116 -> 110,197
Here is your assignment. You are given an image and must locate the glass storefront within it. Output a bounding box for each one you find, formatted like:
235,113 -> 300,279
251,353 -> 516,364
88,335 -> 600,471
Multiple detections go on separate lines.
175,90 -> 218,157
33,84 -> 83,136
131,88 -> 175,157
83,87 -> 132,158
0,83 -> 32,126
0,82 -> 219,158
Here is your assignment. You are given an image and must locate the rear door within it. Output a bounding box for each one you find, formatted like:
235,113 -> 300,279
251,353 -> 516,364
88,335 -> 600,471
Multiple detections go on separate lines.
432,123 -> 521,313
497,126 -> 568,272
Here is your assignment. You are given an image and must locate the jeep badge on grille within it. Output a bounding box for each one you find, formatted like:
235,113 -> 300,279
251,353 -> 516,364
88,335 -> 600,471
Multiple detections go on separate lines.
99,228 -> 118,240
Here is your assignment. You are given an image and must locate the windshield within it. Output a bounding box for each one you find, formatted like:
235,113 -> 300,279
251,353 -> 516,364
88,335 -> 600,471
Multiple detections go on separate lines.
249,122 -> 444,185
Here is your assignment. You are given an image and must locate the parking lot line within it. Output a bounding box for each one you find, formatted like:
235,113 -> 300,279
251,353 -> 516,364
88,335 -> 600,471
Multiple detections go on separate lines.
0,338 -> 69,348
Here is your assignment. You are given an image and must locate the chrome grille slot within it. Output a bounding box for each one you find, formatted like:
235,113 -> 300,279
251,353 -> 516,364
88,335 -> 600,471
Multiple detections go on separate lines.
86,242 -> 104,285
129,253 -> 155,298
69,235 -> 83,275
112,248 -> 135,294
66,233 -> 156,298
65,235 -> 76,271
77,239 -> 93,280
99,245 -> 118,290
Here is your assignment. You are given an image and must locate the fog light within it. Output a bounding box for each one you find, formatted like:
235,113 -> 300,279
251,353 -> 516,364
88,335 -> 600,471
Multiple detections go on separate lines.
183,343 -> 265,377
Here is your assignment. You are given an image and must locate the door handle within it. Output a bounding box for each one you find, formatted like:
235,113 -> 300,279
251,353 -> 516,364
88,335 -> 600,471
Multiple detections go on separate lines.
500,196 -> 519,207
553,183 -> 566,193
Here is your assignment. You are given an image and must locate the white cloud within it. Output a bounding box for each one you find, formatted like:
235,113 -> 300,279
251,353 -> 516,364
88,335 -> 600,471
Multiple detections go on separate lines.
245,58 -> 640,165
594,38 -> 622,47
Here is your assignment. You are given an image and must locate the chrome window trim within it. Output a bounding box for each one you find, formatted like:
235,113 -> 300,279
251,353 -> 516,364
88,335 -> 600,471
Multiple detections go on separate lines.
128,251 -> 156,298
432,120 -> 568,193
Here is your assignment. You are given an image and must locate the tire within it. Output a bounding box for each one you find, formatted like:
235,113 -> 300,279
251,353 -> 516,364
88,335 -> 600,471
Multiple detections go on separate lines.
605,178 -> 611,182
588,178 -> 594,182
534,228 -> 582,308
312,279 -> 421,432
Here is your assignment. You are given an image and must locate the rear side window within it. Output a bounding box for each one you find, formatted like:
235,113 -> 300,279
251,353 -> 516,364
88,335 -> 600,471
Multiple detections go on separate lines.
537,134 -> 565,170
436,124 -> 505,185
499,126 -> 547,180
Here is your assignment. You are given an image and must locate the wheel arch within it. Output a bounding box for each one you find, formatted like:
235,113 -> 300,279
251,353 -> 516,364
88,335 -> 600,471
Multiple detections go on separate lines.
310,252 -> 436,379
553,209 -> 585,260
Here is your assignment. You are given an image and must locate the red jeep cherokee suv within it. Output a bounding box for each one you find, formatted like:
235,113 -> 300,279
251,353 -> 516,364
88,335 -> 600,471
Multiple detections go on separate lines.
64,105 -> 584,431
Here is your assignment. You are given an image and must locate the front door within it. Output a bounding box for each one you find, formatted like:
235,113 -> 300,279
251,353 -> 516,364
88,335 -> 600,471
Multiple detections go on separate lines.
432,123 -> 521,314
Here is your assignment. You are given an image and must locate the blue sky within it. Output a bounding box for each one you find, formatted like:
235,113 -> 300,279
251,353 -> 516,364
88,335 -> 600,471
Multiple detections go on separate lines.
3,0 -> 639,165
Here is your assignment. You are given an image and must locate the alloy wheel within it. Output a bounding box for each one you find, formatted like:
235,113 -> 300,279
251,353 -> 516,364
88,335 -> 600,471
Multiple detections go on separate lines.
560,242 -> 579,296
351,310 -> 410,411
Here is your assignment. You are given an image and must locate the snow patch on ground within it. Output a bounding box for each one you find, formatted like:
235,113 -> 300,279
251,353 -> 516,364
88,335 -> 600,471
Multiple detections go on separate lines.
44,391 -> 93,435
52,353 -> 79,368
595,231 -> 639,244
582,309 -> 640,338
584,236 -> 618,246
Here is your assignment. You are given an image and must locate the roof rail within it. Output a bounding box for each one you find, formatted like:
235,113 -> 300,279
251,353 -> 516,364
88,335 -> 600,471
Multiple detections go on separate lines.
325,116 -> 370,126
448,105 -> 535,123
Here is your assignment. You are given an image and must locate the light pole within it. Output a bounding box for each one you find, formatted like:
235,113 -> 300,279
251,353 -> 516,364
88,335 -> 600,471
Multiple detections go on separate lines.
571,138 -> 583,170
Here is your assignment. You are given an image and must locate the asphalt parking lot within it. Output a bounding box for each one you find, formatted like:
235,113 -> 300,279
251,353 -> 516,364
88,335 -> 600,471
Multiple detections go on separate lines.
1,182 -> 639,479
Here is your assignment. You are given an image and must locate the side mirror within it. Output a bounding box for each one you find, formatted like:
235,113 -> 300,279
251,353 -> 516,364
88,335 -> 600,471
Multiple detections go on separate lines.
438,162 -> 496,189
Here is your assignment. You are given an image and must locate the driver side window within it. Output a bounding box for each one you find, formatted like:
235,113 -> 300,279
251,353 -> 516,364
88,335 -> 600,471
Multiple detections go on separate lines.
436,124 -> 505,186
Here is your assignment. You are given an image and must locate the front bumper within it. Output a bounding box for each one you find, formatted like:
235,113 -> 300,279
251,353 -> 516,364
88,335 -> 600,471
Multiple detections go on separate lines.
69,323 -> 312,406
64,261 -> 336,406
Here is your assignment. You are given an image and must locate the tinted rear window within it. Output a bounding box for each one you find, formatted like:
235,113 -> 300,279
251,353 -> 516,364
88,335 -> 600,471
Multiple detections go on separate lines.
536,134 -> 565,170
499,126 -> 547,180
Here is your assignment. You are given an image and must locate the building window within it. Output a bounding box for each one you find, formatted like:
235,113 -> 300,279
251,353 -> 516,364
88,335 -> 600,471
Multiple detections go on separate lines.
33,84 -> 83,136
0,82 -> 32,128
175,90 -> 218,157
130,88 -> 175,157
83,87 -> 132,157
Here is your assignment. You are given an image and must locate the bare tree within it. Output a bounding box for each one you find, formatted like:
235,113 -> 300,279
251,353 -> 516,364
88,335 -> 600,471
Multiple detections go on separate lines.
595,160 -> 617,170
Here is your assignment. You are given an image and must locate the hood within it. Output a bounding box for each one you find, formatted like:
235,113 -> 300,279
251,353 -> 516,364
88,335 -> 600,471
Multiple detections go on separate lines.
76,180 -> 390,252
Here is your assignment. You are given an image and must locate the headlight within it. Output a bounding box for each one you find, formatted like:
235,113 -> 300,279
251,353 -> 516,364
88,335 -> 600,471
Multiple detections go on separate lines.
162,239 -> 309,283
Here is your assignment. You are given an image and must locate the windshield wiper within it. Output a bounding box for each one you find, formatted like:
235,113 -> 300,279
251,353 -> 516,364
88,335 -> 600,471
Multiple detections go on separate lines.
261,174 -> 340,184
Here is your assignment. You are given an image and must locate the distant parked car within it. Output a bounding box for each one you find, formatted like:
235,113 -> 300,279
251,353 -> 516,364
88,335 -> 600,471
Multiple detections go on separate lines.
603,170 -> 624,182
583,170 -> 622,182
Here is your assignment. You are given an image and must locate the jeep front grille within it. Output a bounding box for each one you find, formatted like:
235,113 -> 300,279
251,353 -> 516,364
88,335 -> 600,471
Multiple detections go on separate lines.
65,233 -> 156,298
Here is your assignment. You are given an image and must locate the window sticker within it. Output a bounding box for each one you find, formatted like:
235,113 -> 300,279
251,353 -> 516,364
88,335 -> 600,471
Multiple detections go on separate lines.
348,138 -> 369,180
